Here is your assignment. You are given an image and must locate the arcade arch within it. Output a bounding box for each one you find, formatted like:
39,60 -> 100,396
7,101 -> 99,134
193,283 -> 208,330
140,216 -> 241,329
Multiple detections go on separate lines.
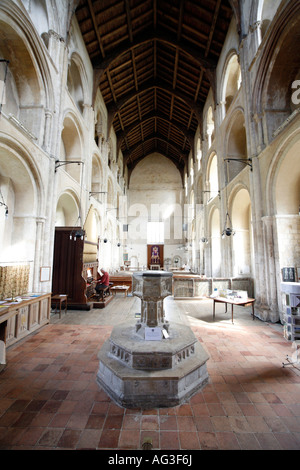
0,143 -> 41,270
225,110 -> 247,182
206,153 -> 219,201
67,52 -> 89,115
55,191 -> 79,227
231,188 -> 252,277
221,52 -> 241,118
60,114 -> 83,183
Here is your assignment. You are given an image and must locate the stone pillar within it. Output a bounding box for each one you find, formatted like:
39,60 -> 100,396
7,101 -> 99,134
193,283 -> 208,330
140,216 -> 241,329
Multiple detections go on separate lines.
43,109 -> 53,152
33,216 -> 46,292
132,271 -> 172,331
260,216 -> 280,321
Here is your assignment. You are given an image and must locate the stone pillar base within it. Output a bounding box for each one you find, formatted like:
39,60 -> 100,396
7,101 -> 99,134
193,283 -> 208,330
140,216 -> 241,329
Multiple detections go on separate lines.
97,321 -> 209,408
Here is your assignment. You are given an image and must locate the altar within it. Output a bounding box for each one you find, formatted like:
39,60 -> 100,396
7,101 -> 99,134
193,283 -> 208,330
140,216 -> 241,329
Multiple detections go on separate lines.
173,274 -> 254,299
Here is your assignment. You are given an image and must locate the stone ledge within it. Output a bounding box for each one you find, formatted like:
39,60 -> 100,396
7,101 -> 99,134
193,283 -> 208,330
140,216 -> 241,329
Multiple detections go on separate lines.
97,340 -> 209,408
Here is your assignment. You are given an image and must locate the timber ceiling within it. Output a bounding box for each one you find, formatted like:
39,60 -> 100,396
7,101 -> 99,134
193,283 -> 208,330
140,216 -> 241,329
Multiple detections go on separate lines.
75,0 -> 233,180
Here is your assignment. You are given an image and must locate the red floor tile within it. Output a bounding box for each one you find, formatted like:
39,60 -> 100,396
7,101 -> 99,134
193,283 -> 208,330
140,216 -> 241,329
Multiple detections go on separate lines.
118,429 -> 140,449
179,431 -> 200,449
160,430 -> 180,449
159,415 -> 177,430
198,431 -> 219,450
0,318 -> 299,450
98,429 -> 120,448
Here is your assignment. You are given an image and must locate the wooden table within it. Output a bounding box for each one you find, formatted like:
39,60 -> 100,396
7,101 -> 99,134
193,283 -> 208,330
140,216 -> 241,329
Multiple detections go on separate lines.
51,294 -> 68,318
110,285 -> 130,297
212,296 -> 256,323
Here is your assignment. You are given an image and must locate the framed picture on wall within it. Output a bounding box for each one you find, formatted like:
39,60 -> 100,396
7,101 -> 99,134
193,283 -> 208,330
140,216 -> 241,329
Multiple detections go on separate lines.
40,266 -> 51,282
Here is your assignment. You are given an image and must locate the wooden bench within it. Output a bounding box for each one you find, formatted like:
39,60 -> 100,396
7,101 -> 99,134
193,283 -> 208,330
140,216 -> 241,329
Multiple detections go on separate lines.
95,286 -> 110,301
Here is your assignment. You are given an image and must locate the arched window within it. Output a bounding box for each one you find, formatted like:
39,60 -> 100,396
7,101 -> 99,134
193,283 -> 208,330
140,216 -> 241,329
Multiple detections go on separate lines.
225,110 -> 247,182
60,115 -> 83,183
55,192 -> 79,227
67,54 -> 87,115
196,137 -> 202,171
184,172 -> 188,197
0,19 -> 45,141
231,188 -> 252,277
190,157 -> 194,185
206,107 -> 215,148
221,53 -> 241,118
207,154 -> 219,201
91,156 -> 104,202
107,178 -> 114,209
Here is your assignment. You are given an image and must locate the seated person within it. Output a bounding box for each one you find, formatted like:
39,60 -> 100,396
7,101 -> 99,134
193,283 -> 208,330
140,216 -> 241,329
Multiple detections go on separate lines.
95,268 -> 110,294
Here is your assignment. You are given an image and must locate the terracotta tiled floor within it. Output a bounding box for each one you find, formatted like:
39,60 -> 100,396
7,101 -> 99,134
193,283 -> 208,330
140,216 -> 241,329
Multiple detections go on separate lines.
0,297 -> 300,450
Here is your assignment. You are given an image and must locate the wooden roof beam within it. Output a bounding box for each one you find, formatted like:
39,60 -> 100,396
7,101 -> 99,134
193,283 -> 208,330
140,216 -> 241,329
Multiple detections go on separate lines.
87,0 -> 105,59
122,133 -> 189,162
106,78 -> 202,137
93,29 -> 217,72
125,0 -> 133,43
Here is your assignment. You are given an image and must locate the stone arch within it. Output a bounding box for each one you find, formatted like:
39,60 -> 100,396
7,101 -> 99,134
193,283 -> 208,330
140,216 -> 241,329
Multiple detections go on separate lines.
189,156 -> 194,186
266,129 -> 300,279
95,108 -> 105,146
225,108 -> 247,182
67,52 -> 89,114
206,106 -> 215,148
257,0 -> 282,40
60,111 -> 84,182
0,139 -> 43,266
272,134 -> 300,217
107,137 -> 115,168
55,190 -> 79,227
262,11 -> 300,141
82,205 -> 101,261
107,177 -> 114,208
0,3 -> 54,144
196,135 -> 202,171
230,186 -> 252,277
252,1 -> 300,146
184,171 -> 188,197
206,152 -> 219,201
220,51 -> 241,119
91,154 -> 104,202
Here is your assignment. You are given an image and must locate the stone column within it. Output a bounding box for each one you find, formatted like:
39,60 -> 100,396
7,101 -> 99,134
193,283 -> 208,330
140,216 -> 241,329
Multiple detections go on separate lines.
33,216 -> 46,292
132,271 -> 172,332
260,216 -> 280,322
43,109 -> 53,152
